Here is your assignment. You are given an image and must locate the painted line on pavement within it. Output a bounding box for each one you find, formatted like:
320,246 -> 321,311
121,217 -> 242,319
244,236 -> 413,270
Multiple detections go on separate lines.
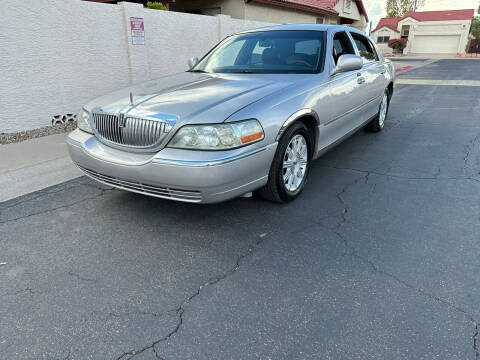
396,79 -> 480,86
395,65 -> 413,73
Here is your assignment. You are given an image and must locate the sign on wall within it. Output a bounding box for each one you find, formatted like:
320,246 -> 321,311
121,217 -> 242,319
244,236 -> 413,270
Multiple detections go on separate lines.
130,17 -> 145,45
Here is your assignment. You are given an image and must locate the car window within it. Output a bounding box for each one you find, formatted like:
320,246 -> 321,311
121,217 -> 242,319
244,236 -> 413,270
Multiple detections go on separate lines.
295,39 -> 319,55
209,40 -> 246,68
350,33 -> 378,63
368,39 -> 381,60
332,31 -> 355,65
193,30 -> 327,74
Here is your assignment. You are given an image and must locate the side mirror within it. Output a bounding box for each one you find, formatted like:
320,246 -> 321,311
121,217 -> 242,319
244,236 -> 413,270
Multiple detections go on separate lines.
332,54 -> 363,75
188,56 -> 199,69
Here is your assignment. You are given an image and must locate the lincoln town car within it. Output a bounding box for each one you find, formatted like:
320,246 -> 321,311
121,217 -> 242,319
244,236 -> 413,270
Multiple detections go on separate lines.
67,24 -> 395,203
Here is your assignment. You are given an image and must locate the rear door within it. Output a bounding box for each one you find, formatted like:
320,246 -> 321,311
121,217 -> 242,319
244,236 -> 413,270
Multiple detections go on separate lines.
349,31 -> 385,120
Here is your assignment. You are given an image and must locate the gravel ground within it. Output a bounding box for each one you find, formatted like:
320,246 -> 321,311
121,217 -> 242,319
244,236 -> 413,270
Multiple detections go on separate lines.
0,122 -> 77,145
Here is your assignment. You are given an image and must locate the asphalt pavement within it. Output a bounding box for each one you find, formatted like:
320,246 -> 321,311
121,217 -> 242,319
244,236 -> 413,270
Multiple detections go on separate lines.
1,59 -> 480,359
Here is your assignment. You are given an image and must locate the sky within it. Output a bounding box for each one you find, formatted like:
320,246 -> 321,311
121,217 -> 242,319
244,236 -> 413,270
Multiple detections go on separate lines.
364,0 -> 480,31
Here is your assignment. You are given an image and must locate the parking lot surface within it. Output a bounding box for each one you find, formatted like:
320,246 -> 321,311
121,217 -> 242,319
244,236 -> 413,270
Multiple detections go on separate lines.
1,59 -> 480,359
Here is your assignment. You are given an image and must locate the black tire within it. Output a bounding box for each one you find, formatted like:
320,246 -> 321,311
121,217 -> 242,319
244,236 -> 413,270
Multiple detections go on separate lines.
258,122 -> 312,203
365,88 -> 390,133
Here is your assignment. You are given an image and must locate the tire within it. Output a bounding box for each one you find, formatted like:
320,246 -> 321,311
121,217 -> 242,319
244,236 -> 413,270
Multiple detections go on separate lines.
365,88 -> 390,133
258,122 -> 312,203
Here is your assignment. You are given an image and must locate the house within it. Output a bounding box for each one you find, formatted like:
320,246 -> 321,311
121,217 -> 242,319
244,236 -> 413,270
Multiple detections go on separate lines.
169,0 -> 369,30
372,9 -> 475,55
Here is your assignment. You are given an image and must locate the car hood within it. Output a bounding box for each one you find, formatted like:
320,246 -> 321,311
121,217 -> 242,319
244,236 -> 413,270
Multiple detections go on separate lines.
84,72 -> 296,125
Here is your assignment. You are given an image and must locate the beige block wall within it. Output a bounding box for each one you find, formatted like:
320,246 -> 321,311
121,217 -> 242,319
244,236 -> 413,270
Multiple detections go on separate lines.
0,0 -> 273,132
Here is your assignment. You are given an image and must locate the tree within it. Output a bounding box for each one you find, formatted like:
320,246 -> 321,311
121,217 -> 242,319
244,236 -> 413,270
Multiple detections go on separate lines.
386,0 -> 425,18
386,0 -> 400,17
472,17 -> 480,39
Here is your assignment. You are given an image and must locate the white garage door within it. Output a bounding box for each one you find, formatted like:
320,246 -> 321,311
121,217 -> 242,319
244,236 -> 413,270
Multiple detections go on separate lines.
411,35 -> 460,54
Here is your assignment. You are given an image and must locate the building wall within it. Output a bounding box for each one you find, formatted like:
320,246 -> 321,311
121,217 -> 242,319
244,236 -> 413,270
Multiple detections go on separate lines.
170,0 -> 245,19
334,0 -> 361,21
373,19 -> 472,55
0,0 -> 272,132
372,27 -> 399,54
170,0 -> 341,25
244,2 -> 327,24
405,19 -> 472,54
334,0 -> 367,30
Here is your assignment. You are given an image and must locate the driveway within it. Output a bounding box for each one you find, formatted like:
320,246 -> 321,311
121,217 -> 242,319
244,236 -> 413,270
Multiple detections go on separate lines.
1,59 -> 480,360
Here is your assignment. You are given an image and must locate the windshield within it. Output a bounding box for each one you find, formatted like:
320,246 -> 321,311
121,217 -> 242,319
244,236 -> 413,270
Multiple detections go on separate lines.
191,30 -> 326,74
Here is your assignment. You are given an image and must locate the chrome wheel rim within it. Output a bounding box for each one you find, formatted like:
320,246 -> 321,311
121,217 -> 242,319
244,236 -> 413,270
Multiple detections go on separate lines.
379,93 -> 388,127
282,134 -> 308,192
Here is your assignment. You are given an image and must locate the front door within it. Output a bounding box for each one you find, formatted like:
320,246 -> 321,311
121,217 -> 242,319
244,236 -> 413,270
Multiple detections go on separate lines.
318,31 -> 367,149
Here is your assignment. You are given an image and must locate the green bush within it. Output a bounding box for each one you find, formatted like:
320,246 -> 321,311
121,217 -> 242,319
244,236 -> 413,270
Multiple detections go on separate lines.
388,38 -> 407,51
146,1 -> 167,10
472,17 -> 480,39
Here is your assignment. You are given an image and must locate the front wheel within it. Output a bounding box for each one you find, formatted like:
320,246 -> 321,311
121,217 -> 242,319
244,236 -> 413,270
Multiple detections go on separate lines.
365,88 -> 390,132
258,122 -> 311,203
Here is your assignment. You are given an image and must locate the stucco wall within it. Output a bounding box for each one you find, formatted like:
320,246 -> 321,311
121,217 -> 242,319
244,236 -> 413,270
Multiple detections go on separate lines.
334,0 -> 361,21
405,19 -> 471,54
0,0 -> 272,132
245,2 -> 322,24
373,19 -> 472,55
170,0 -> 245,19
372,27 -> 399,54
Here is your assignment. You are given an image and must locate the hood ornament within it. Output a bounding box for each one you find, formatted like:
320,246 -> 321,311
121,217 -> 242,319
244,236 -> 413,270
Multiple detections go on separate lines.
129,91 -> 134,106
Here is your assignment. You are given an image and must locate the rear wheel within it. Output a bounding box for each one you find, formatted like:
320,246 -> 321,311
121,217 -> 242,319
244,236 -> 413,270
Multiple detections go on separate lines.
365,88 -> 389,132
258,122 -> 311,203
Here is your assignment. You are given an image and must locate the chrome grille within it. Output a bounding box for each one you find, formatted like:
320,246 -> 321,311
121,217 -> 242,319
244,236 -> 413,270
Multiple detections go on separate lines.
77,165 -> 202,202
92,113 -> 169,148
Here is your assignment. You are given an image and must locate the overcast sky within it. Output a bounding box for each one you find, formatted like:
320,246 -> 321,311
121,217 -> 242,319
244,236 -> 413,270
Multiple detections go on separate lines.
365,0 -> 480,31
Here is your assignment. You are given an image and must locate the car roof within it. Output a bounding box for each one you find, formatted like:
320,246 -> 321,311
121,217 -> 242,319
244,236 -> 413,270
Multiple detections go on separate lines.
239,24 -> 368,37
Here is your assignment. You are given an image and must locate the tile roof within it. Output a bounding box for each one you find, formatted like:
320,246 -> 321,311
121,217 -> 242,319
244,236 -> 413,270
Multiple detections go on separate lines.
373,17 -> 401,32
373,9 -> 475,32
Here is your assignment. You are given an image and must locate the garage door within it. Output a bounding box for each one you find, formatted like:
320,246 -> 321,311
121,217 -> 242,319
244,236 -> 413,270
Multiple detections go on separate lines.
411,35 -> 460,54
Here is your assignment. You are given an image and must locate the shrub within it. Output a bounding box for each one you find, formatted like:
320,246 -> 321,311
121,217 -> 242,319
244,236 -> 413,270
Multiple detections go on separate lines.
388,38 -> 407,52
472,17 -> 480,39
146,1 -> 167,10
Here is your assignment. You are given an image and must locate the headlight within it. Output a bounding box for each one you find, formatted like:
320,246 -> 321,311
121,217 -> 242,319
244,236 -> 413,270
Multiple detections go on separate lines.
77,108 -> 93,134
168,119 -> 264,150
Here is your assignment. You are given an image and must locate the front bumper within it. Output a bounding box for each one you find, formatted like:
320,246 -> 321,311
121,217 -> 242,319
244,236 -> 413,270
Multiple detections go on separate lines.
67,129 -> 277,203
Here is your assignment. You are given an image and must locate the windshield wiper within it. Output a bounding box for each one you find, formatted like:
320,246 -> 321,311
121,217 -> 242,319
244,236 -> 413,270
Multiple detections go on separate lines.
188,69 -> 209,73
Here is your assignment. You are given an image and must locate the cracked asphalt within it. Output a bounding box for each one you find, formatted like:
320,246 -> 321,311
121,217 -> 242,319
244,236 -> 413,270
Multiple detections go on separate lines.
1,59 -> 480,359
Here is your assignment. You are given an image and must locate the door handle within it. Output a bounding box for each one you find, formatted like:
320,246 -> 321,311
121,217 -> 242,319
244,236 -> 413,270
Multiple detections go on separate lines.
357,77 -> 366,84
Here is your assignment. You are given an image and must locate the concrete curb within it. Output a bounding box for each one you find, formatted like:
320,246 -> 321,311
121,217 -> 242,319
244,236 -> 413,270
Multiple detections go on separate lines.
0,133 -> 82,203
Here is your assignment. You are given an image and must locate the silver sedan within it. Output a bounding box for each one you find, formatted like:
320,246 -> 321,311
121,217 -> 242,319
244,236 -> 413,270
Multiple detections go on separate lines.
67,24 -> 395,203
